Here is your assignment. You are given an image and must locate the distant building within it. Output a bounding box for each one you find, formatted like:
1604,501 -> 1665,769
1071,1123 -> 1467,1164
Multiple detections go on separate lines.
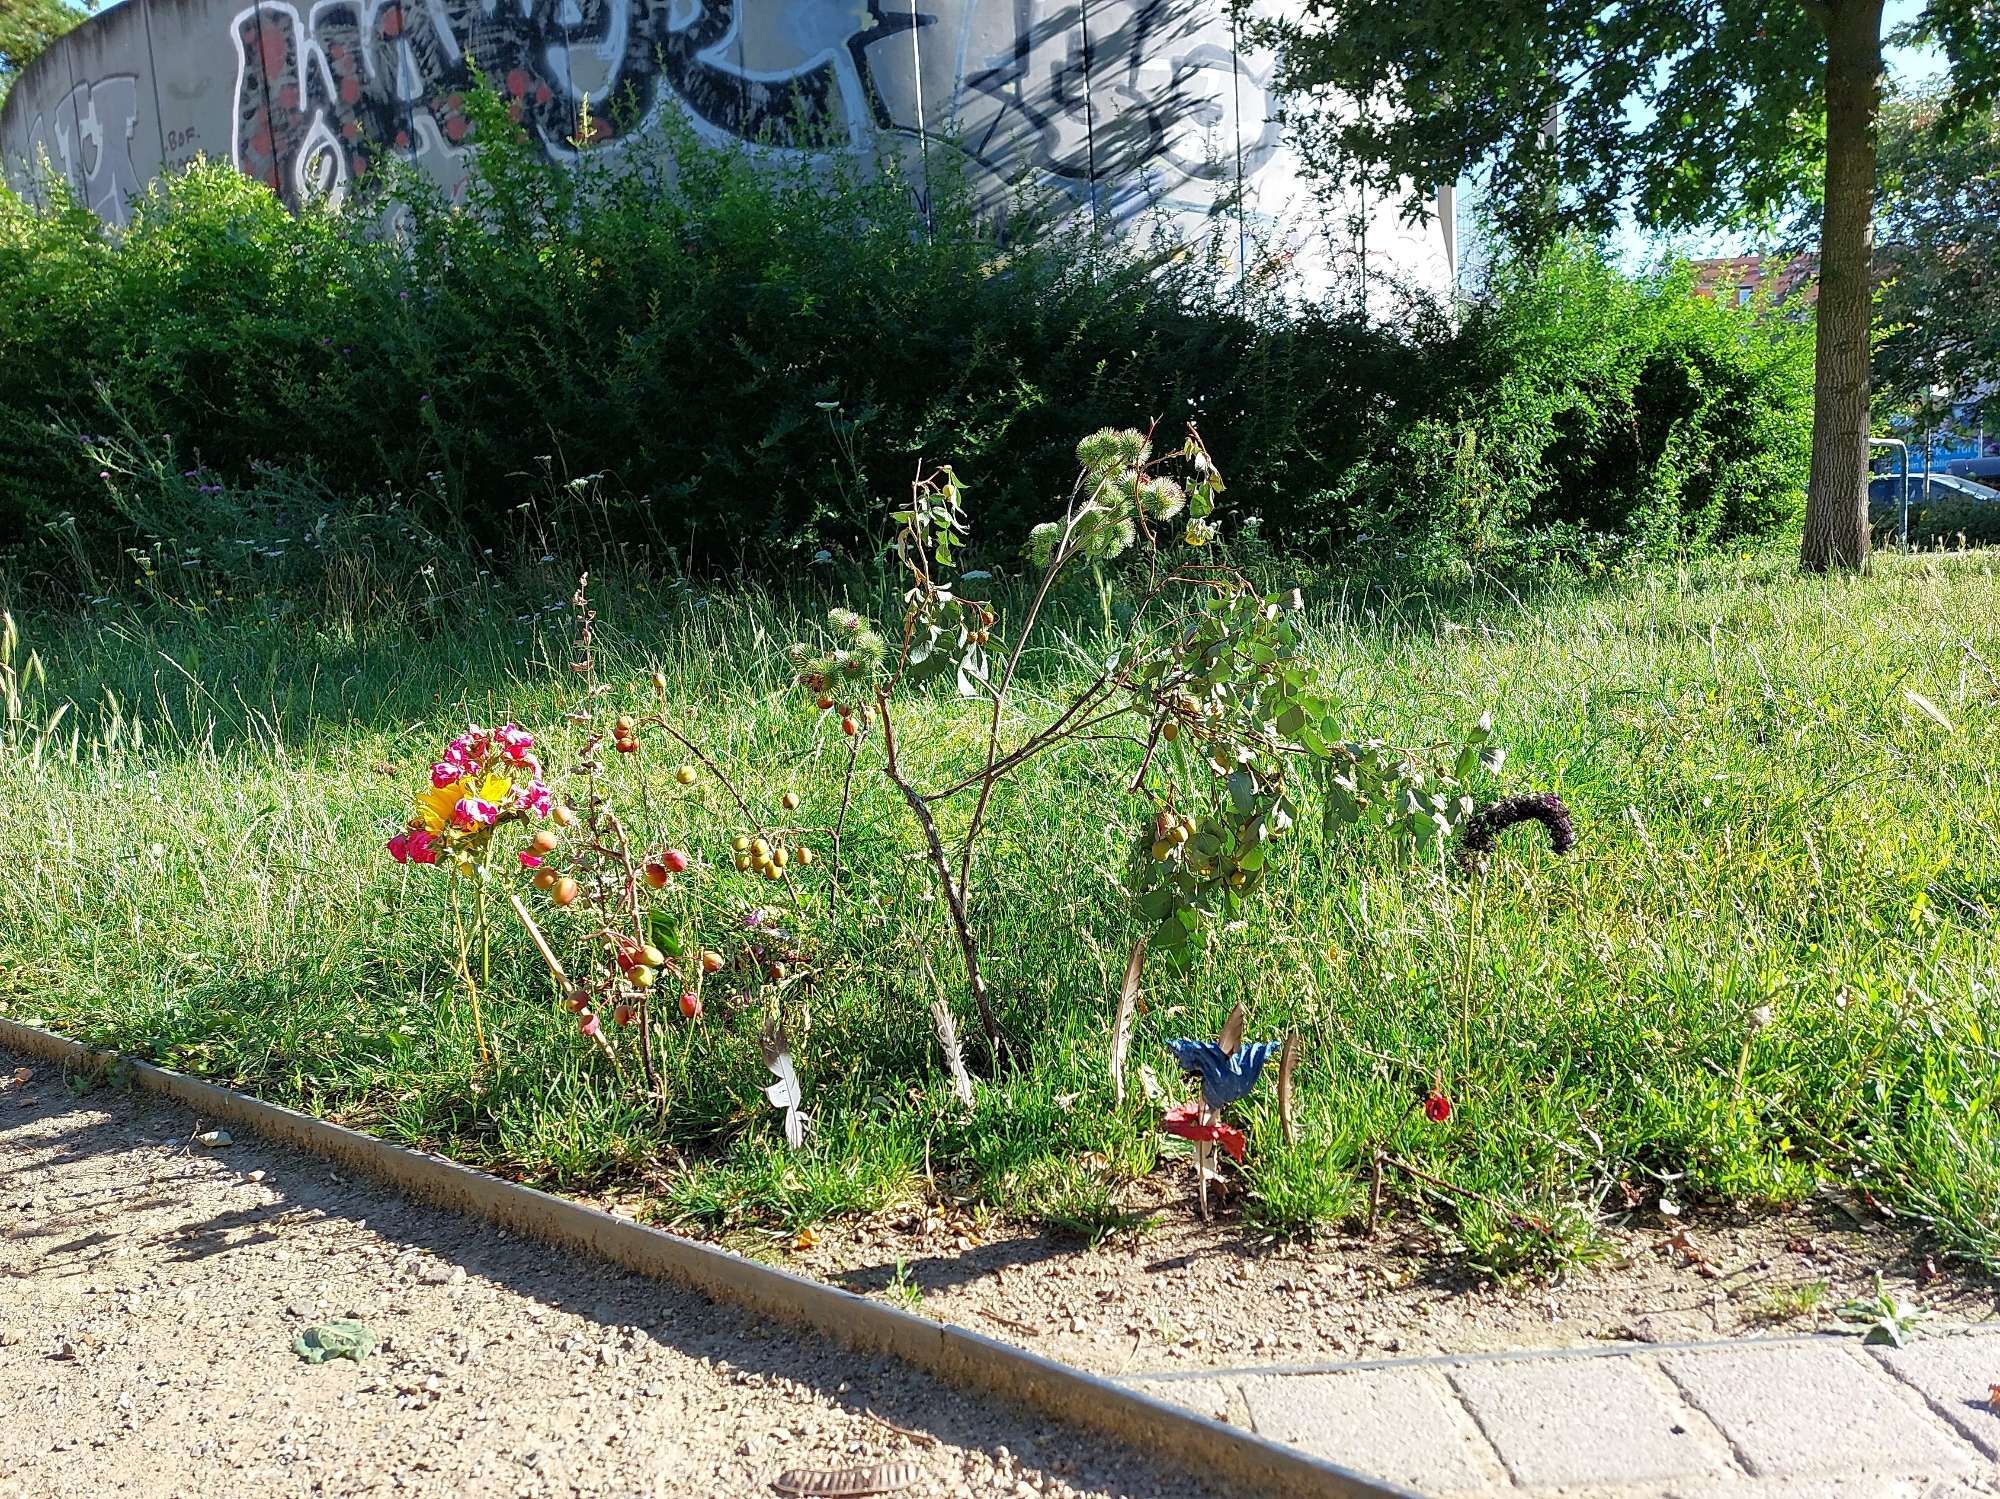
1688,253 -> 1817,309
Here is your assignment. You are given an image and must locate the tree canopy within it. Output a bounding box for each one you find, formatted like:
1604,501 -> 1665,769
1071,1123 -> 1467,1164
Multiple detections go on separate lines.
1874,88 -> 2000,412
0,0 -> 91,107
1259,0 -> 2000,570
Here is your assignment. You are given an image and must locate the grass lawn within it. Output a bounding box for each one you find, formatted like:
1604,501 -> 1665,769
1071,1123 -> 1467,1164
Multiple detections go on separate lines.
5,549 -> 1999,1275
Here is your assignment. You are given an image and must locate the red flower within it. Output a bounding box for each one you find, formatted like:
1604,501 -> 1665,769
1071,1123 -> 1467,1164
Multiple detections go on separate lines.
1423,1090 -> 1453,1123
1161,1102 -> 1248,1163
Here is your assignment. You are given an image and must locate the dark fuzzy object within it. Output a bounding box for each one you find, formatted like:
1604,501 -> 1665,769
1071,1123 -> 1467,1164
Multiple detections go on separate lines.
1460,792 -> 1576,861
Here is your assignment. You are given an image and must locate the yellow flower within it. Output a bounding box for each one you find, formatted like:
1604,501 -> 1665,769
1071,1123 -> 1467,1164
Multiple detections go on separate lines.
479,773 -> 513,805
415,779 -> 467,833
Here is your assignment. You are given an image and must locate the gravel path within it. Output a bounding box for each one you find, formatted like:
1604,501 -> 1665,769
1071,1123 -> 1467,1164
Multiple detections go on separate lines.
0,1055 -> 1223,1499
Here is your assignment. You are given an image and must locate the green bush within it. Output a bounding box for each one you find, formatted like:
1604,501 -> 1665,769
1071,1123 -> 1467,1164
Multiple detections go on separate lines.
0,111 -> 1811,588
1879,496 -> 2000,549
1338,240 -> 1816,576
0,95 -> 1437,583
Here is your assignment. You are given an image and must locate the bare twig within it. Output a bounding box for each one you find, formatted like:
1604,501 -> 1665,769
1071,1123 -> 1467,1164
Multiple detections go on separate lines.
828,729 -> 859,922
877,689 -> 1005,1064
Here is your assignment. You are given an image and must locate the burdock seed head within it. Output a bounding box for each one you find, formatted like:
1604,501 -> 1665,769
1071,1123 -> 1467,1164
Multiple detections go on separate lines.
1460,792 -> 1576,863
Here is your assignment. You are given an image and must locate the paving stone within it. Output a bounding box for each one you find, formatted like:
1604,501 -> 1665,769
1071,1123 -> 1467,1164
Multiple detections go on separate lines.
1449,1353 -> 1737,1488
1127,1378 -> 1246,1429
1662,1343 -> 1977,1480
1872,1335 -> 2000,1458
1237,1368 -> 1502,1494
1622,1478 -> 1946,1499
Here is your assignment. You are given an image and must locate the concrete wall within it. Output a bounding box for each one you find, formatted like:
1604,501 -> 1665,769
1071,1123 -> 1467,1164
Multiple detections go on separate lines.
0,0 -> 1455,300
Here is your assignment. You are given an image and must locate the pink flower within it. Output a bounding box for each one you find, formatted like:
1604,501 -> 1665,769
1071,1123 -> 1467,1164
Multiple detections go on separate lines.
519,779 -> 553,819
495,724 -> 535,763
405,829 -> 440,865
451,796 -> 499,830
444,727 -> 489,772
430,762 -> 464,789
579,1011 -> 602,1039
518,851 -> 544,869
387,831 -> 411,863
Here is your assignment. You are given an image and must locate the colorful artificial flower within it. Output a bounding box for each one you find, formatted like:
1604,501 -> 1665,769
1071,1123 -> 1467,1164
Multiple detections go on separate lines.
1164,1037 -> 1279,1110
1160,1102 -> 1247,1163
451,796 -> 499,830
390,727 -> 548,870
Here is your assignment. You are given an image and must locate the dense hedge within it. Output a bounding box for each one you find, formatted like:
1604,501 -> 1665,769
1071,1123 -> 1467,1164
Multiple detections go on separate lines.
0,95 -> 1812,587
1335,243 -> 1816,576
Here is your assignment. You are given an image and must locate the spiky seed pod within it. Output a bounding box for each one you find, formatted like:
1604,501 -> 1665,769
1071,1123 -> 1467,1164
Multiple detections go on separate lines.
1076,427 -> 1151,475
1025,521 -> 1062,568
1459,792 -> 1577,863
1139,476 -> 1186,521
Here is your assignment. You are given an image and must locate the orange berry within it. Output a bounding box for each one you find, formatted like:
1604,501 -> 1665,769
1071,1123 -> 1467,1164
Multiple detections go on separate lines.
532,829 -> 559,854
552,876 -> 581,906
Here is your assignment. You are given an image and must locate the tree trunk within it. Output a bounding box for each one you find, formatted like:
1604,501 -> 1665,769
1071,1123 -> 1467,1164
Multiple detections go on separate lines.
1800,0 -> 1886,573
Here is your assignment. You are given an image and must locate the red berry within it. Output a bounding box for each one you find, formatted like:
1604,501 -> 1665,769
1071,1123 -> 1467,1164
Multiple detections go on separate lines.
1423,1090 -> 1452,1123
679,991 -> 702,1020
840,717 -> 858,736
662,848 -> 689,873
613,1002 -> 636,1026
644,862 -> 669,889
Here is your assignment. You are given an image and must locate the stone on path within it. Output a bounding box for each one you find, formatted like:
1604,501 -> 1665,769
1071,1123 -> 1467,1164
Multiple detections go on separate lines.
1663,1343 -> 1978,1481
1450,1353 -> 1735,1489
1236,1368 -> 1502,1493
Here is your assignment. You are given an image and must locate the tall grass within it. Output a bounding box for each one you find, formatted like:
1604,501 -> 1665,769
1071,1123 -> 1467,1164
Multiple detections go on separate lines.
5,549 -> 1999,1273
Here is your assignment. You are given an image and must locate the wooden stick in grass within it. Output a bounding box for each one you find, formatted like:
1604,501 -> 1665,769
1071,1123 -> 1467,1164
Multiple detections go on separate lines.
506,892 -> 617,1064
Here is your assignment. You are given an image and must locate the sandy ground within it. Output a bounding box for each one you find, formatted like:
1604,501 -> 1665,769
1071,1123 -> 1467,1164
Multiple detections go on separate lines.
757,1167 -> 2000,1377
0,1054 -> 1223,1499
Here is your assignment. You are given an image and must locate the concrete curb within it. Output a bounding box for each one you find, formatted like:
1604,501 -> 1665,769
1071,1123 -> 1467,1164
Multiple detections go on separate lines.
2,1017 -> 1413,1499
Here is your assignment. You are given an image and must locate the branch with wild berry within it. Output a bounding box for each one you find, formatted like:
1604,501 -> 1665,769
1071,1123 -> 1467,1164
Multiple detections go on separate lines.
781,426 -> 1562,1073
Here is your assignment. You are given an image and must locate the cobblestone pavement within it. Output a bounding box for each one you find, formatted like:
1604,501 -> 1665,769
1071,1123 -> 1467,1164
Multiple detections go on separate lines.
1132,1331 -> 2000,1497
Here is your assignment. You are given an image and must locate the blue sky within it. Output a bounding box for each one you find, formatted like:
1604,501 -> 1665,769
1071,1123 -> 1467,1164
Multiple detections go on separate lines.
1605,0 -> 1944,266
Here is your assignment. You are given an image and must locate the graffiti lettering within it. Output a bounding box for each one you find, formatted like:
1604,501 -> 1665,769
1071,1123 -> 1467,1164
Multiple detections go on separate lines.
226,0 -> 1276,225
231,0 -> 864,208
26,76 -> 144,224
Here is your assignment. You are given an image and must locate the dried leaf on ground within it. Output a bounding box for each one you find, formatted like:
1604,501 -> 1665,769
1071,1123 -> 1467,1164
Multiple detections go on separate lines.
770,1460 -> 924,1496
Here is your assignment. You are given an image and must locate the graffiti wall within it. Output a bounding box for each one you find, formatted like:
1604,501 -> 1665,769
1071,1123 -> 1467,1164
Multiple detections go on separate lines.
0,0 -> 1455,299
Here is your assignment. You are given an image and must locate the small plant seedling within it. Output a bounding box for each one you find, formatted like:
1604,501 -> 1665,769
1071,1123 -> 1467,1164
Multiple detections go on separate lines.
1748,1279 -> 1828,1327
885,1257 -> 923,1312
1835,1274 -> 1929,1346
